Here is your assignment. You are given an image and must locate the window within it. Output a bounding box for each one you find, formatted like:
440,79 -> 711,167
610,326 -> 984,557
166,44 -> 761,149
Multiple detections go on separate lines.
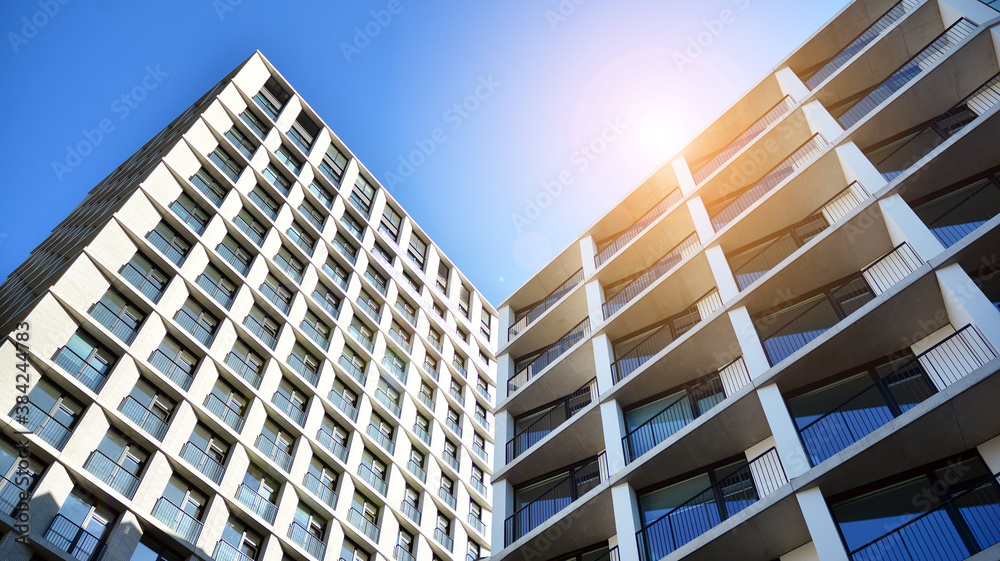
305,458 -> 338,506
341,211 -> 365,241
254,76 -> 290,120
220,517 -> 262,561
0,437 -> 43,512
402,271 -> 421,293
286,222 -> 315,255
332,377 -> 360,411
148,221 -> 191,266
288,112 -> 320,154
275,378 -> 309,425
389,321 -> 411,351
333,234 -> 358,264
197,265 -> 237,309
128,535 -> 184,561
289,343 -> 321,386
358,290 -> 381,319
48,488 -> 117,561
428,328 -> 442,351
298,199 -> 325,230
459,285 -> 471,318
235,208 -> 268,246
276,145 -> 303,175
176,299 -> 218,346
274,246 -> 305,283
407,234 -> 427,270
92,430 -> 148,496
245,305 -> 280,349
262,164 -> 292,196
190,167 -> 227,207
457,328 -> 469,344
446,408 -> 461,434
377,377 -> 402,413
350,176 -> 376,217
380,205 -> 402,242
185,423 -> 229,482
365,267 -> 388,295
217,235 -> 254,276
349,317 -> 375,350
120,252 -> 169,302
323,258 -> 350,290
302,311 -> 331,347
433,303 -> 444,318
159,475 -> 206,536
340,539 -> 371,561
397,529 -> 415,557
239,108 -> 269,140
22,379 -> 83,449
259,419 -> 295,470
209,145 -> 243,182
91,289 -> 143,343
123,378 -> 174,439
225,125 -> 256,159
207,378 -> 247,429
396,298 -> 416,325
320,144 -> 348,185
307,180 -> 335,210
361,449 -> 388,485
60,330 -> 116,388
436,262 -> 450,293
480,311 -> 492,339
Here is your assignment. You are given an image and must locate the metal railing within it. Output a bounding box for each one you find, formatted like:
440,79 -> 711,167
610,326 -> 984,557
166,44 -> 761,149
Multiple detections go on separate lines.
213,539 -> 255,561
508,268 -> 585,338
300,320 -> 331,351
273,391 -> 307,426
288,353 -> 320,387
119,396 -> 167,440
255,433 -> 292,471
338,354 -> 367,386
225,352 -> 263,388
216,242 -> 252,276
329,390 -> 359,422
602,233 -> 701,319
288,521 -> 325,559
227,128 -> 257,159
709,133 -> 827,231
505,453 -> 609,546
192,170 -> 226,206
53,346 -> 109,392
243,315 -> 277,349
120,262 -> 165,302
260,282 -> 292,315
149,348 -> 195,390
509,317 -> 591,393
234,214 -> 265,246
303,472 -> 337,508
175,308 -> 215,346
348,507 -> 380,542
249,189 -> 279,220
805,0 -> 921,89
152,496 -> 202,543
20,399 -> 72,450
287,228 -> 315,257
359,462 -> 389,496
148,229 -> 187,265
382,357 -> 408,384
875,73 -> 1000,182
90,301 -> 140,343
367,423 -> 395,454
799,324 -> 996,466
312,290 -> 341,319
45,513 -> 105,561
171,201 -> 208,235
333,236 -> 358,265
274,253 -> 304,283
317,429 -> 349,463
611,289 -> 722,383
0,474 -> 27,515
210,148 -> 243,182
508,378 -> 597,462
204,393 -> 245,432
236,483 -> 277,523
849,470 -> 1000,560
180,441 -> 225,484
298,204 -> 324,231
922,174 -> 1000,248
375,388 -> 401,417
623,358 -> 751,463
637,448 -> 787,561
837,19 -> 978,129
692,96 -> 796,183
596,189 -> 684,268
197,274 -> 235,309
84,450 -> 140,498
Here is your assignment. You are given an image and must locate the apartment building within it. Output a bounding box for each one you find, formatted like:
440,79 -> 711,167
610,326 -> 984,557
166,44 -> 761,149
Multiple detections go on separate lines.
0,52 -> 496,561
492,1 -> 1000,560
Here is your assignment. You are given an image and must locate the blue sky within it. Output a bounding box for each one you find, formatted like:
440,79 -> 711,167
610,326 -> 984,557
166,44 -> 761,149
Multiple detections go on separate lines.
0,0 -> 846,305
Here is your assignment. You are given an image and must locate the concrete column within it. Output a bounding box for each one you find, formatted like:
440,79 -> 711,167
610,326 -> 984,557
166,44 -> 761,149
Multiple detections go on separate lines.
774,67 -> 809,103
878,194 -> 945,262
802,100 -> 843,143
493,410 -> 513,474
499,305 -> 515,347
592,334 -> 616,394
835,143 -> 887,195
757,384 -> 811,479
937,263 -> 1000,351
795,487 -> 849,561
496,352 -> 514,403
687,196 -> 715,243
673,156 -> 697,197
585,280 -> 606,331
600,400 -> 628,476
610,483 -> 642,561
728,307 -> 770,378
581,235 -> 598,277
977,433 -> 1000,475
705,245 -> 739,302
102,510 -> 144,561
491,479 -> 514,552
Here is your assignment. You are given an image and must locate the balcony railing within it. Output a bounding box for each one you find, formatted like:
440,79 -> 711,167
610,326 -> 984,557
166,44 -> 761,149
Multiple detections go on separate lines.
274,253 -> 304,284
192,171 -> 226,206
921,174 -> 1000,249
249,189 -> 279,220
692,95 -> 796,184
446,416 -> 463,437
637,447 -> 787,561
217,243 -> 252,276
147,229 -> 187,266
53,346 -> 109,392
508,268 -> 585,338
256,433 -> 293,471
20,399 -> 72,449
375,388 -> 401,417
119,396 -> 167,440
348,507 -> 380,542
395,545 -> 416,561
273,391 -> 307,426
471,476 -> 488,498
303,472 -> 338,508
475,411 -> 490,431
423,360 -> 440,381
435,528 -> 454,551
243,315 -> 277,349
602,233 -> 701,318
329,390 -> 359,422
389,328 -> 412,354
338,354 -> 367,386
875,73 -> 1000,181
847,470 -> 1000,561
259,282 -> 292,316
758,243 -> 922,366
120,262 -> 165,302
333,237 -> 358,265
359,462 -> 389,496
468,513 -> 486,535
312,290 -> 341,319
395,302 -> 417,325
473,442 -> 488,462
175,308 -> 215,346
509,317 -> 591,393
596,189 -> 684,268
508,378 -> 598,462
505,453 -> 609,546
149,349 -> 195,390
90,301 -> 140,343
288,521 -> 325,559
204,393 -> 245,432
289,354 -> 320,386
45,513 -> 105,561
171,201 -> 208,235
414,423 -> 431,445
357,297 -> 381,321
236,483 -> 277,523
287,229 -> 315,257
837,18 -> 978,130
383,357 -> 408,384
439,486 -> 458,510
84,450 -> 140,498
347,324 -> 374,352
408,459 -> 427,483
180,441 -> 225,484
213,540 -> 255,561
623,358 -> 751,463
209,149 -> 243,182
367,423 -> 395,454
799,324 -> 996,466
234,215 -> 265,246
708,133 -> 827,231
317,429 -> 349,463
452,359 -> 468,379
444,453 -> 460,472
611,289 -> 723,383
0,474 -> 27,515
197,274 -> 236,309
225,352 -> 263,389
804,0 -> 921,89
152,496 -> 202,543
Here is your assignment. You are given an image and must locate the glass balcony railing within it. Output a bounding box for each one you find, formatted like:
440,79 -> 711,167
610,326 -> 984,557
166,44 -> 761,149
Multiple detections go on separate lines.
234,215 -> 265,246
170,201 -> 208,235
53,346 -> 109,393
375,388 -> 401,418
508,268 -> 585,339
367,423 -> 395,454
84,450 -> 140,498
837,19 -> 977,130
243,315 -> 277,349
408,459 -> 427,483
236,483 -> 277,523
174,308 -> 215,346
439,486 -> 457,509
602,233 -> 701,319
147,229 -> 187,266
273,392 -> 307,426
152,496 -> 202,543
89,301 -> 140,343
312,290 -> 340,319
382,357 -> 408,384
403,499 -> 422,523
413,423 -> 431,445
191,171 -> 226,207
288,353 -> 320,387
338,354 -> 367,386
509,318 -> 591,393
435,527 -> 454,552
637,448 -> 786,561
213,540 -> 255,561
216,243 -> 252,276
507,378 -> 597,462
259,282 -> 292,315
19,399 -> 72,449
595,189 -> 683,268
45,513 -> 105,561
798,325 -> 996,466
274,253 -> 304,284
918,173 -> 1000,248
119,396 -> 167,440
249,189 -> 279,220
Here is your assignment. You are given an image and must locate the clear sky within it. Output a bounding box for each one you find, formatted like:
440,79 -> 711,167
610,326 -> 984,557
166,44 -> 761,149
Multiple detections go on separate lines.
0,0 -> 847,305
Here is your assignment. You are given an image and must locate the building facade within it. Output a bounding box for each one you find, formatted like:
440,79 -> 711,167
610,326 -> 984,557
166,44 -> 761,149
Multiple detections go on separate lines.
492,1 -> 1000,560
0,53 -> 496,561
